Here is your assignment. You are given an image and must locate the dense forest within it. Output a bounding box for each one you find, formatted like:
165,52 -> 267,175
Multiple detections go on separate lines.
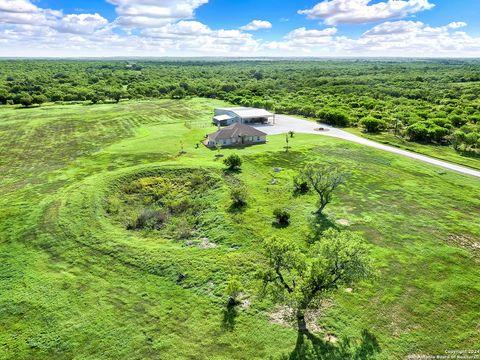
1,59 -> 479,153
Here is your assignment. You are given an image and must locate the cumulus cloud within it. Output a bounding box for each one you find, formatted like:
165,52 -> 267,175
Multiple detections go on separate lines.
142,20 -> 259,54
348,20 -> 479,54
55,13 -> 109,35
0,0 -> 479,57
264,27 -> 337,51
362,20 -> 423,35
285,27 -> 337,39
107,0 -> 208,28
0,0 -> 61,26
0,0 -> 36,13
447,21 -> 467,29
299,0 -> 435,25
262,20 -> 480,56
240,20 -> 272,31
0,0 -> 259,56
0,0 -> 108,36
143,20 -> 210,38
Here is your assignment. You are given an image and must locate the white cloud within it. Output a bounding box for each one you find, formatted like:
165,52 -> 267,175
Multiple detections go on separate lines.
55,13 -> 109,35
261,20 -> 480,57
0,0 -> 479,57
0,0 -> 61,26
240,20 -> 272,31
342,21 -> 480,55
285,27 -> 337,39
143,20 -> 210,38
142,21 -> 259,54
264,27 -> 337,52
0,0 -> 259,57
299,0 -> 435,25
447,21 -> 467,29
107,0 -> 208,28
362,20 -> 422,35
0,0 -> 37,13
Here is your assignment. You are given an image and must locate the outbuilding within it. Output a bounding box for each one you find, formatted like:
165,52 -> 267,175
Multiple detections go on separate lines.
205,123 -> 267,148
213,107 -> 275,126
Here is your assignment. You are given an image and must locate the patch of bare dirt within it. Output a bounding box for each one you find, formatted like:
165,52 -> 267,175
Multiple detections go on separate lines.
448,234 -> 480,255
269,300 -> 333,333
198,237 -> 217,249
240,298 -> 250,310
269,306 -> 292,327
324,334 -> 337,343
337,218 -> 350,226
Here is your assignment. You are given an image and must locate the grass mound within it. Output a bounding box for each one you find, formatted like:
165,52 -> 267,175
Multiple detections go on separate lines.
49,164 -> 260,296
108,169 -> 224,241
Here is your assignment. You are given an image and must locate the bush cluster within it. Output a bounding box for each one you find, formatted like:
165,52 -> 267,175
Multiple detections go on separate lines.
273,208 -> 290,226
127,208 -> 168,230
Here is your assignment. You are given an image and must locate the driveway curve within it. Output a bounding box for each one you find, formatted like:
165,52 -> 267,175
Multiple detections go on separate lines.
252,114 -> 480,178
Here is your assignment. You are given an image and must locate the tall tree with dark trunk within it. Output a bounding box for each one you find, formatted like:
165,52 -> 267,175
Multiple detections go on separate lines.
261,229 -> 373,332
299,163 -> 346,215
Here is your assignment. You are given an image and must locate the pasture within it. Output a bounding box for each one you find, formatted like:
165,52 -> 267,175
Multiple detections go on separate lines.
0,99 -> 479,359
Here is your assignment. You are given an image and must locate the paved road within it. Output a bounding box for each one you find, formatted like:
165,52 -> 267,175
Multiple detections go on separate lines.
252,114 -> 480,178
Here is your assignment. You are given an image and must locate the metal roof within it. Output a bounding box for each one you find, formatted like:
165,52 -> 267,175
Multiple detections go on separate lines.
213,114 -> 233,121
209,123 -> 267,141
216,107 -> 274,119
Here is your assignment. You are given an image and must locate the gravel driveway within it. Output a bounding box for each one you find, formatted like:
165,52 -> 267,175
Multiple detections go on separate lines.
252,115 -> 480,178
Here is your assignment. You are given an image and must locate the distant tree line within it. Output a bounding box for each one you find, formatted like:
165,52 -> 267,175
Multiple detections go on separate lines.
0,59 -> 479,153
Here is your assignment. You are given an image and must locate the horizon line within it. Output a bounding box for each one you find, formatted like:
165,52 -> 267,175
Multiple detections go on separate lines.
0,56 -> 479,61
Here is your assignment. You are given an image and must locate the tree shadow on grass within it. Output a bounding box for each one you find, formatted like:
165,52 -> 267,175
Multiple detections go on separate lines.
272,221 -> 290,229
307,213 -> 338,243
457,149 -> 480,160
285,329 -> 380,360
223,168 -> 242,175
228,202 -> 247,214
221,304 -> 238,332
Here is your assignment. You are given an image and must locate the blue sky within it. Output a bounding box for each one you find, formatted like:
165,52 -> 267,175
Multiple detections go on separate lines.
1,0 -> 480,57
198,0 -> 480,37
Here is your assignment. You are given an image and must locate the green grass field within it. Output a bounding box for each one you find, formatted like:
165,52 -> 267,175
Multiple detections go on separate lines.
1,99 -> 479,359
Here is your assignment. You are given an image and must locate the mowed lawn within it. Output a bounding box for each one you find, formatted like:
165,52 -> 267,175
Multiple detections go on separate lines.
0,99 -> 479,360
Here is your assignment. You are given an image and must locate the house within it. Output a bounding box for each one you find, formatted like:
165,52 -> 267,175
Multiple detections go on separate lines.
205,123 -> 267,148
212,107 -> 275,126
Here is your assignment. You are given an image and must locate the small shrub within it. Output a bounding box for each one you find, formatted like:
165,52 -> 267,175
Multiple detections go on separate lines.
360,116 -> 386,133
123,180 -> 143,194
190,173 -> 205,187
150,187 -> 169,202
273,208 -> 290,226
293,175 -> 309,194
174,218 -> 194,240
167,198 -> 193,214
230,186 -> 248,207
189,173 -> 217,192
223,154 -> 242,170
225,276 -> 242,306
407,122 -> 430,142
106,196 -> 122,215
316,109 -> 350,127
127,208 -> 168,230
